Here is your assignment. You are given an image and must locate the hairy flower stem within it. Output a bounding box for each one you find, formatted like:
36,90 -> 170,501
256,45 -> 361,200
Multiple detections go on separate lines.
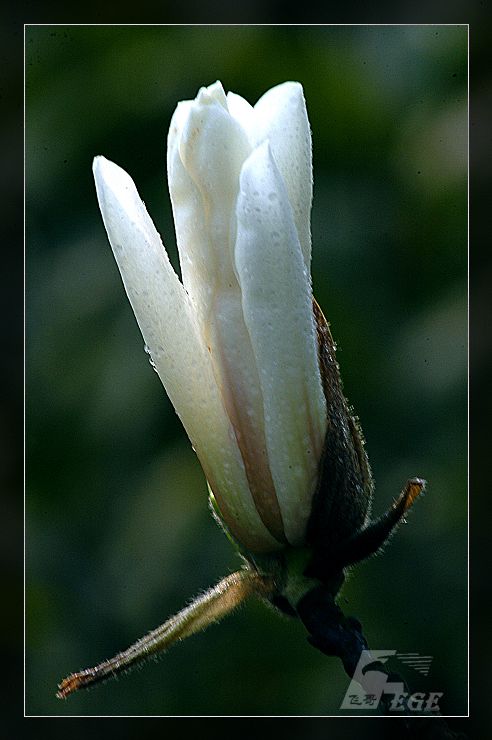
57,569 -> 274,699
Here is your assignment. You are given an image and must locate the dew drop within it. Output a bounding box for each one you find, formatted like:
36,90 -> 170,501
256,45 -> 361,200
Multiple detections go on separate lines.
144,344 -> 158,373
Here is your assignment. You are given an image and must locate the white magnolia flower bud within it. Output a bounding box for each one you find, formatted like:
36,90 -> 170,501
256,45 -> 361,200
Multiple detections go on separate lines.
59,81 -> 425,700
93,81 -> 327,554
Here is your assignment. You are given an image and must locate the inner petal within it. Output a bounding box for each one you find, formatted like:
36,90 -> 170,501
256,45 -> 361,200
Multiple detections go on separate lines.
210,290 -> 286,543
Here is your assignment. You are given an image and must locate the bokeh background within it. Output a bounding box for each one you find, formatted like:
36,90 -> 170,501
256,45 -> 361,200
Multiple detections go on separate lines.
26,25 -> 467,717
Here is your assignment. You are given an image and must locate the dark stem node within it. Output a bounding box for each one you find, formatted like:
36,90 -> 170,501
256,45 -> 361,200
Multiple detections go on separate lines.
296,582 -> 466,738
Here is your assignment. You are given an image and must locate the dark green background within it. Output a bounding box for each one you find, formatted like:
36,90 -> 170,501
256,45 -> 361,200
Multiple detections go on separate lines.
26,25 -> 467,716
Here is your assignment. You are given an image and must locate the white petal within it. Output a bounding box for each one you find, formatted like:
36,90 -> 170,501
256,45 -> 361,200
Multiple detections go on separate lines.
208,288 -> 286,543
167,99 -> 284,541
235,142 -> 327,545
252,81 -> 313,268
93,156 -> 280,553
168,88 -> 252,317
226,91 -> 255,139
167,103 -> 214,322
199,80 -> 228,106
166,82 -> 240,315
178,91 -> 251,287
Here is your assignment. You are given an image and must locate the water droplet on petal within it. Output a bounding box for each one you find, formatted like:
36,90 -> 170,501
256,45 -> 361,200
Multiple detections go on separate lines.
144,344 -> 158,373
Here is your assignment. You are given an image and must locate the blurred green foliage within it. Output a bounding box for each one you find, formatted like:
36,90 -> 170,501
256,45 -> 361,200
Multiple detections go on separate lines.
26,25 -> 467,716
